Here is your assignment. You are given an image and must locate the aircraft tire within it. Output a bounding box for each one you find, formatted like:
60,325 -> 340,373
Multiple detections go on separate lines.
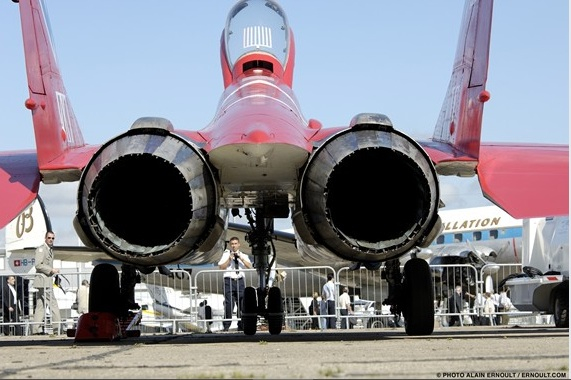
402,258 -> 434,336
267,287 -> 283,335
242,286 -> 258,335
553,283 -> 569,328
89,263 -> 121,314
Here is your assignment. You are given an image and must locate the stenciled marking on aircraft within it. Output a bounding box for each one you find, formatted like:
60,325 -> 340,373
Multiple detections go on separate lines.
14,206 -> 34,239
442,216 -> 502,232
243,26 -> 272,49
55,91 -> 75,145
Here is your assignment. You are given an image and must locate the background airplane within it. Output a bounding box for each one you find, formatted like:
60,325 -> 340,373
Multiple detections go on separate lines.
420,205 -> 524,299
0,0 -> 567,337
424,205 -> 523,265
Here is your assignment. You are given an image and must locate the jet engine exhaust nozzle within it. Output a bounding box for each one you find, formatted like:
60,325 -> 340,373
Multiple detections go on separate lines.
296,115 -> 441,263
74,118 -> 222,267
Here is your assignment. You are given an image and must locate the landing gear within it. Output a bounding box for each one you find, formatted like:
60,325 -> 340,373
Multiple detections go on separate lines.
382,256 -> 434,336
241,285 -> 284,335
553,283 -> 569,328
89,263 -> 121,314
69,263 -> 142,341
402,258 -> 434,335
237,208 -> 286,335
267,286 -> 284,335
241,286 -> 258,335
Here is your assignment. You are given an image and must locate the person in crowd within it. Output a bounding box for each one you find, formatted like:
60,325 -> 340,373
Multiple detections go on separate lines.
217,236 -> 252,332
308,292 -> 320,330
338,287 -> 352,329
76,279 -> 90,315
32,231 -> 61,335
498,286 -> 513,325
2,276 -> 21,336
472,291 -> 486,325
448,285 -> 467,327
319,290 -> 328,330
321,273 -> 336,329
492,289 -> 502,325
483,291 -> 496,326
434,295 -> 448,327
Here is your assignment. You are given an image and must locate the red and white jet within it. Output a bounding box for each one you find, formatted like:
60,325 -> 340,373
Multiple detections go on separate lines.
0,0 -> 567,336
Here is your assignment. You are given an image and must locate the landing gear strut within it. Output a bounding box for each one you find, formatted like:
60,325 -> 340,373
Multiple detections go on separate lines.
239,208 -> 285,335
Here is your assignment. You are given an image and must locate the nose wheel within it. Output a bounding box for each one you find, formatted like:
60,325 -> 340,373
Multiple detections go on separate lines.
241,286 -> 284,335
267,287 -> 284,334
241,286 -> 259,335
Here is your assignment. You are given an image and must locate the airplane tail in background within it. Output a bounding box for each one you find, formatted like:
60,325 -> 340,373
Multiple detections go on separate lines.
18,0 -> 96,184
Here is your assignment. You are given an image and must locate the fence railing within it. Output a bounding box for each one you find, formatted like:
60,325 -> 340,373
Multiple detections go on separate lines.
0,263 -> 538,335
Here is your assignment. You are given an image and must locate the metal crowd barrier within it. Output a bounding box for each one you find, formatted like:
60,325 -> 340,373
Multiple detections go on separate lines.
0,263 -> 540,336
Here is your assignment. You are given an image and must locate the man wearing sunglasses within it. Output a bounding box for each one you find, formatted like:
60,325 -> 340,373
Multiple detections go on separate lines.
31,231 -> 61,335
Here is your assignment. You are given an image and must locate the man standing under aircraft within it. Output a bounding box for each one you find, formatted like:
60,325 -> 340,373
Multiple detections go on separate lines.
218,236 -> 252,332
32,231 -> 61,335
322,273 -> 337,329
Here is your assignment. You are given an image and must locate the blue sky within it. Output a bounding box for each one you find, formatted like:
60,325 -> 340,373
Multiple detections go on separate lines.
0,1 -> 568,244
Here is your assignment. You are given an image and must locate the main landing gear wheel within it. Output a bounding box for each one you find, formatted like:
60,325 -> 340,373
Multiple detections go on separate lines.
402,258 -> 434,336
89,263 -> 121,314
553,284 -> 569,328
242,286 -> 258,335
267,287 -> 283,335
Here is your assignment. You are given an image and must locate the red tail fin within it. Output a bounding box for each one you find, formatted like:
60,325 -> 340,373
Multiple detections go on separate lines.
431,0 -> 493,161
19,0 -> 91,183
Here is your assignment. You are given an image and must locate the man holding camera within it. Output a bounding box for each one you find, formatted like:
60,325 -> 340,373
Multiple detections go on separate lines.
218,236 -> 252,332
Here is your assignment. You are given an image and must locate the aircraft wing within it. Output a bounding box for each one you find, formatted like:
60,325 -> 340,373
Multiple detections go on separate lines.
477,144 -> 569,218
422,141 -> 569,219
0,151 -> 41,231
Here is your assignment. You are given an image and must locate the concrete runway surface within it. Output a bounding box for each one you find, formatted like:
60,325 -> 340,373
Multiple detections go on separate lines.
0,325 -> 568,379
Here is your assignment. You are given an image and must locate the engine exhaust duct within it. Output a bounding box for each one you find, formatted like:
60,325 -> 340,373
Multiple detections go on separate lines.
294,113 -> 442,263
74,117 -> 223,267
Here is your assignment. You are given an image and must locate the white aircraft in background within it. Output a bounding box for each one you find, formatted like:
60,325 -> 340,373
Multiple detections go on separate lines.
424,205 -> 523,265
422,205 -> 524,297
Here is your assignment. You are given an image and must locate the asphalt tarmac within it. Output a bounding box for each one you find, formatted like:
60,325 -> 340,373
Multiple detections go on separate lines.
0,325 -> 568,379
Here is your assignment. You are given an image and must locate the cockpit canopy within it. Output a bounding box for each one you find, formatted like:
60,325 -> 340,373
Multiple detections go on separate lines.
224,0 -> 290,71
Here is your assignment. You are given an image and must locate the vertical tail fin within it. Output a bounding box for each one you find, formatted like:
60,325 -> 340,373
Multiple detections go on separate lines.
6,196 -> 51,252
432,0 -> 493,159
19,0 -> 85,175
5,196 -> 52,274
